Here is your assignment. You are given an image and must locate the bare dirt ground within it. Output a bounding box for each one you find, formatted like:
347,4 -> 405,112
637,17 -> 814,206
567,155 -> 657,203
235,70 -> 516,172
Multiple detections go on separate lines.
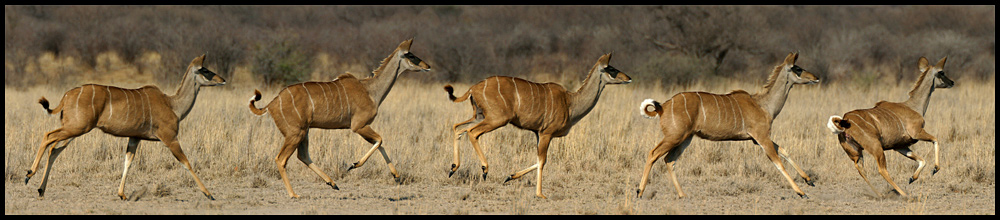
4,166 -> 995,215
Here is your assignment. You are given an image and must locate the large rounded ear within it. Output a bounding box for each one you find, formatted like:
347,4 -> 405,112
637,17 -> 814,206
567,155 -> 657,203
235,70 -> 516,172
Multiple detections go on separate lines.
935,56 -> 947,69
398,38 -> 414,51
783,52 -> 798,65
918,57 -> 930,73
191,54 -> 207,68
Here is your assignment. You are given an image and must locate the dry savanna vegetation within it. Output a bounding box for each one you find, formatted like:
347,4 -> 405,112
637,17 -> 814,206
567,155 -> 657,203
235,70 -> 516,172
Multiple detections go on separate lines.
5,5 -> 995,215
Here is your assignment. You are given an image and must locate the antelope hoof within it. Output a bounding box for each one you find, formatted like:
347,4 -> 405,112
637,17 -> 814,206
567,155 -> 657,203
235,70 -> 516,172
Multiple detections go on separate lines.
909,177 -> 917,184
504,176 -> 514,183
348,162 -> 360,171
448,164 -> 458,177
933,166 -> 940,175
24,170 -> 34,184
805,179 -> 816,187
205,194 -> 215,200
37,188 -> 45,197
481,173 -> 488,180
327,182 -> 340,190
799,193 -> 810,199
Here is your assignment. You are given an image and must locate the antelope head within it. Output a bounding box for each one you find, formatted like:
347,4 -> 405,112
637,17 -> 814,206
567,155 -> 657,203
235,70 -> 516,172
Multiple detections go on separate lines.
918,56 -> 955,89
596,53 -> 632,84
189,54 -> 226,86
395,38 -> 432,73
780,52 -> 819,85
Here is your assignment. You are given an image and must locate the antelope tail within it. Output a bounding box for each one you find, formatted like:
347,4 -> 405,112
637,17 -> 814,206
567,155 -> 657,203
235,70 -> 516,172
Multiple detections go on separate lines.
38,97 -> 62,115
827,115 -> 850,134
640,99 -> 662,119
248,89 -> 268,115
443,85 -> 471,103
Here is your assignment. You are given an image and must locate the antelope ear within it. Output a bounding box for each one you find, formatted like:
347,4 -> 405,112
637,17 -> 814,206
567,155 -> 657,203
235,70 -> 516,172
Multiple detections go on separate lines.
918,57 -> 930,73
783,52 -> 798,65
935,56 -> 947,69
191,54 -> 206,68
398,38 -> 414,51
598,53 -> 612,66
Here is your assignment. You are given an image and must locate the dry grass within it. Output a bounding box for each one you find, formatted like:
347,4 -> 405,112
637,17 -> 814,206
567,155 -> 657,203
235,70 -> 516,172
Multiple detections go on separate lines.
3,56 -> 994,214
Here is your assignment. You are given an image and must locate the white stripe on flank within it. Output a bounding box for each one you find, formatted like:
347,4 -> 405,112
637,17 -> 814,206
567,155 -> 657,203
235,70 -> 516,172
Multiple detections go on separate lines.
141,90 -> 152,134
90,85 -> 96,117
496,77 -> 507,108
302,84 -> 315,114
696,93 -> 707,124
278,92 -> 292,129
731,96 -> 745,132
669,98 -> 676,127
76,86 -> 83,116
682,93 -> 691,122
107,87 -> 113,119
334,82 -> 345,121
123,89 -> 131,123
318,82 -> 330,115
711,94 -> 720,128
288,87 -> 302,120
512,78 -> 521,110
482,79 -> 490,107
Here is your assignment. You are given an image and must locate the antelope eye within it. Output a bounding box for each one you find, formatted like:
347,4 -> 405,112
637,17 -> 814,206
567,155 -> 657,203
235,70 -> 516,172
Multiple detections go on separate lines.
403,52 -> 422,64
790,65 -> 803,76
603,66 -> 620,78
197,67 -> 216,79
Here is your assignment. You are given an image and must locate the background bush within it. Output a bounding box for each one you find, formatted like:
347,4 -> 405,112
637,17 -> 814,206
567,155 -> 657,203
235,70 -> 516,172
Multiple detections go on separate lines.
4,5 -> 994,88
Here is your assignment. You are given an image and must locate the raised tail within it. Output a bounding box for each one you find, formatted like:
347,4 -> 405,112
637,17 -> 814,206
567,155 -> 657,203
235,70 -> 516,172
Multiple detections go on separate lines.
248,89 -> 268,115
443,85 -> 471,103
38,97 -> 61,114
827,115 -> 850,134
639,99 -> 662,119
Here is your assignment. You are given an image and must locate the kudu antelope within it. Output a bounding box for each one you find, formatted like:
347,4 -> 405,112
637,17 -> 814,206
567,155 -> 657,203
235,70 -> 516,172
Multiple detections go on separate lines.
444,53 -> 631,199
248,39 -> 431,198
636,52 -> 819,199
27,54 -> 225,200
826,57 -> 954,197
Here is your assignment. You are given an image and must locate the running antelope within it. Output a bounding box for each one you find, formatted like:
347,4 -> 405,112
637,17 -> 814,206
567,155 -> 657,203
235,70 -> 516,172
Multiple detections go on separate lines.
636,52 -> 819,199
248,39 -> 431,198
444,53 -> 631,199
826,57 -> 954,197
27,54 -> 225,200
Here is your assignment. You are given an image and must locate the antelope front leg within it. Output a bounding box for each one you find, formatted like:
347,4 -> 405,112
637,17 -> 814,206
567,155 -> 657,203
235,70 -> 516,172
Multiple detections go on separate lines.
912,130 -> 941,175
158,133 -> 214,200
774,142 -> 815,186
895,148 -> 926,184
349,126 -> 399,179
753,134 -> 808,199
117,138 -> 141,200
449,117 -> 478,177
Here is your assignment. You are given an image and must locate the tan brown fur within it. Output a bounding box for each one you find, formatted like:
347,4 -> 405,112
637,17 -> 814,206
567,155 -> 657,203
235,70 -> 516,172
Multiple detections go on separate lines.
248,39 -> 431,198
826,57 -> 953,197
27,54 -> 225,200
637,52 -> 820,199
444,53 -> 631,199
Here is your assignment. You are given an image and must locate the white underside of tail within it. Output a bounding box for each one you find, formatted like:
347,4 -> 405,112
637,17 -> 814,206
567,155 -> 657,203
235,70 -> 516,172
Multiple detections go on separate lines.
640,99 -> 657,119
827,115 -> 845,134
